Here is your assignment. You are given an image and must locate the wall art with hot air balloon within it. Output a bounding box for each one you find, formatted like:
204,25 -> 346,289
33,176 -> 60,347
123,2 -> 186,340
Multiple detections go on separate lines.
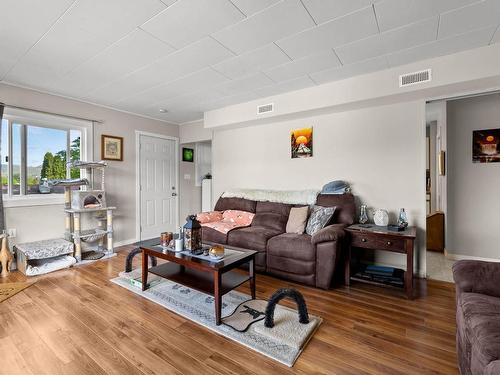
473,128 -> 500,163
291,127 -> 313,158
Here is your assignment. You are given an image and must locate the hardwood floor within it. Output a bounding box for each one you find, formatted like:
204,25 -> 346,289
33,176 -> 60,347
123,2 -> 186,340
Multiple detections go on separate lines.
0,246 -> 458,375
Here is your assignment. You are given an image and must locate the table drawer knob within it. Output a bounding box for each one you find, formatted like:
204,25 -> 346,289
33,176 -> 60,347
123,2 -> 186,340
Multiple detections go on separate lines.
387,241 -> 392,245
361,238 -> 367,242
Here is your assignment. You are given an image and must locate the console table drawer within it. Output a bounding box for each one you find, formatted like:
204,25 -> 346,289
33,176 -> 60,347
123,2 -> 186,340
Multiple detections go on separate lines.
350,233 -> 405,251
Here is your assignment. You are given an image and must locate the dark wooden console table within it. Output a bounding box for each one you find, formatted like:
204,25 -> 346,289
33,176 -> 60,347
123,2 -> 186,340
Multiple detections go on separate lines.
344,224 -> 417,299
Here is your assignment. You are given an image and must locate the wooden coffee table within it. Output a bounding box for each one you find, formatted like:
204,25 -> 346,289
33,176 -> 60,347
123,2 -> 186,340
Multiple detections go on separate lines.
140,241 -> 257,325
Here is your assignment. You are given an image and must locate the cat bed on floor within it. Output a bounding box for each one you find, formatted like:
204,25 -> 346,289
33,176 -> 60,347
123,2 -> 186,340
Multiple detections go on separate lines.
24,255 -> 76,276
15,238 -> 75,276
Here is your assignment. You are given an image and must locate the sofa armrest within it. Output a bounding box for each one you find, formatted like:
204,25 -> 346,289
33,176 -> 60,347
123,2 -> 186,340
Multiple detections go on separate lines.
452,260 -> 500,298
311,224 -> 346,245
486,360 -> 500,375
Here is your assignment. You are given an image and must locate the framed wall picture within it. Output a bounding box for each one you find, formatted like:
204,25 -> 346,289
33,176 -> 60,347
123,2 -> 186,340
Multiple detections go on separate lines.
101,134 -> 123,161
473,128 -> 500,163
182,147 -> 194,162
291,127 -> 313,158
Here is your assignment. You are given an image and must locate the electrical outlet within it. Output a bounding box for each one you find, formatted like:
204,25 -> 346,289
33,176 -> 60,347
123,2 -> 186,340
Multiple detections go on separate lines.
7,228 -> 16,238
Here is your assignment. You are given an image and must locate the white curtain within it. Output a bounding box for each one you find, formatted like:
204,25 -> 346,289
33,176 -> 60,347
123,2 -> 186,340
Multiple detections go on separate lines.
195,142 -> 211,187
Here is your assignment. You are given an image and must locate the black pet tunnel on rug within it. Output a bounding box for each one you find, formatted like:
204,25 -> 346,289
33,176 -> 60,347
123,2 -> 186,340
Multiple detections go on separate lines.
125,247 -> 157,273
264,288 -> 309,328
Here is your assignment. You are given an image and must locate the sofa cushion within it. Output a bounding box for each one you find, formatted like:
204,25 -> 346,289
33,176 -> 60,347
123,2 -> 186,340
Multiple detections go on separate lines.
460,292 -> 500,375
252,201 -> 294,232
227,226 -> 281,252
202,226 -> 228,244
316,193 -> 355,225
267,233 -> 314,261
286,206 -> 309,234
214,197 -> 257,213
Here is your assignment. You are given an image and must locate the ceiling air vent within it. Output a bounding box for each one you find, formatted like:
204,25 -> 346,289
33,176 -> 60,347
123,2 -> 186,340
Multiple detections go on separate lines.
257,103 -> 274,114
399,69 -> 432,87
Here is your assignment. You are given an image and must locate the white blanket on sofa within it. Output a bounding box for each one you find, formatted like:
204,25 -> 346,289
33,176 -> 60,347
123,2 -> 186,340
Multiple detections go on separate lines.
222,189 -> 319,205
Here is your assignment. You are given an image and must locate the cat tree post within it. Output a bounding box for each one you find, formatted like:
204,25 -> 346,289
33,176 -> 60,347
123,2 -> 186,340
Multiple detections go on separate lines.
73,212 -> 81,261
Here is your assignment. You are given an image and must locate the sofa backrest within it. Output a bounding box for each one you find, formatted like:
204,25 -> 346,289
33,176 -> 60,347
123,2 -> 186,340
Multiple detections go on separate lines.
252,201 -> 294,232
315,193 -> 356,225
214,197 -> 257,213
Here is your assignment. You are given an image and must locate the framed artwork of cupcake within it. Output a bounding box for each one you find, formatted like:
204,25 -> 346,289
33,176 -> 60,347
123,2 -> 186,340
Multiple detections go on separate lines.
473,128 -> 500,163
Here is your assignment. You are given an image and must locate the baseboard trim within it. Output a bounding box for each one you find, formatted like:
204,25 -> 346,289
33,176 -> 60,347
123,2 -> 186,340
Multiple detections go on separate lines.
114,238 -> 138,249
444,251 -> 500,263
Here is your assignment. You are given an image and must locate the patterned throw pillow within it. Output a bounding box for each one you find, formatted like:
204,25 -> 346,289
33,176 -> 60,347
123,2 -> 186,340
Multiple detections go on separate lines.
305,206 -> 336,235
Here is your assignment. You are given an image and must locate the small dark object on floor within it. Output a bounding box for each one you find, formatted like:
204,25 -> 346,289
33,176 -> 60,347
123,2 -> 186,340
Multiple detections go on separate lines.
81,250 -> 105,261
264,288 -> 309,328
125,247 -> 157,273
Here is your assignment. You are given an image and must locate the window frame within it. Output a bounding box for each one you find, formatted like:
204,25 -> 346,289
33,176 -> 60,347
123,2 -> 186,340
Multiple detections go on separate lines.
1,108 -> 92,207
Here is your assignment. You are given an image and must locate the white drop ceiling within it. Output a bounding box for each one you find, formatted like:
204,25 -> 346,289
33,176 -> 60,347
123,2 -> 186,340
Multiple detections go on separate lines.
0,0 -> 499,124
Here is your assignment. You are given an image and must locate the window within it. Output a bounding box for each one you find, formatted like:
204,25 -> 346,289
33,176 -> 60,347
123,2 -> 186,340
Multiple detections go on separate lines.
1,108 -> 91,204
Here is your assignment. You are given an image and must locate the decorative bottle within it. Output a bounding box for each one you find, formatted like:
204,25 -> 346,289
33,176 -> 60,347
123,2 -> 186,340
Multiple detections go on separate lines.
398,208 -> 408,229
359,205 -> 369,224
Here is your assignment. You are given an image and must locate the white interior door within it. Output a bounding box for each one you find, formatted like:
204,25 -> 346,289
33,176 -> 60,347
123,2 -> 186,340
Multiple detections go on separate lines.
139,134 -> 178,240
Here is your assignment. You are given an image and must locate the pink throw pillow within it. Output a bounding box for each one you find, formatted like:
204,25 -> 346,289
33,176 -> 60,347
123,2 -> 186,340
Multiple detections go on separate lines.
222,210 -> 255,226
197,211 -> 223,224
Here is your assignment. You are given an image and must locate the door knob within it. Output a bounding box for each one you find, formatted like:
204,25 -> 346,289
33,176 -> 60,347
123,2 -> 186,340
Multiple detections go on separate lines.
172,192 -> 177,196
361,238 -> 367,242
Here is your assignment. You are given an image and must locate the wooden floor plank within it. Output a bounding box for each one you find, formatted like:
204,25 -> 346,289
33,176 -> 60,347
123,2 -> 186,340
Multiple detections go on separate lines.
0,245 -> 459,374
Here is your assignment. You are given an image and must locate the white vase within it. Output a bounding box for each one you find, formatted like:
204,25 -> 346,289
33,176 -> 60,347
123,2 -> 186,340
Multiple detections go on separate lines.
373,209 -> 389,226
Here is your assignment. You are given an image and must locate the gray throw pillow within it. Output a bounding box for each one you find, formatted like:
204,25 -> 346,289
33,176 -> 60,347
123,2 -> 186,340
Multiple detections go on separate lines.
305,205 -> 336,235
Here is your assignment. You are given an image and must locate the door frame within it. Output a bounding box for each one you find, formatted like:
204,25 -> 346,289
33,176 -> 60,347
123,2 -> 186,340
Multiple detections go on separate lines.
135,130 -> 180,242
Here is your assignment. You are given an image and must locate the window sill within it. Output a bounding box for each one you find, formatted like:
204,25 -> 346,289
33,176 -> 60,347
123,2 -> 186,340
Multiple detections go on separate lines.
3,195 -> 65,208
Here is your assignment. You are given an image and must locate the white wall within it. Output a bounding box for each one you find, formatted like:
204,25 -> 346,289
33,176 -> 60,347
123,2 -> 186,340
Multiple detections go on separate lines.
179,142 -> 200,223
179,120 -> 212,144
0,83 -> 179,246
447,93 -> 500,260
213,100 -> 427,274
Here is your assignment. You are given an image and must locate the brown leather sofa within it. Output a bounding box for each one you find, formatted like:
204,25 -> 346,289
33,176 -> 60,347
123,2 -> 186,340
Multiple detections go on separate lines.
453,260 -> 500,375
202,193 -> 355,289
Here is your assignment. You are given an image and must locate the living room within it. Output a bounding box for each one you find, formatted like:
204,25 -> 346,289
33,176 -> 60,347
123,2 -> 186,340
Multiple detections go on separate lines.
1,1 -> 499,374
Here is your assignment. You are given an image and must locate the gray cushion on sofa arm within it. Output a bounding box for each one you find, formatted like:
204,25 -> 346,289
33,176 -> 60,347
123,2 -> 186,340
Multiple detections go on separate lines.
311,224 -> 346,245
452,260 -> 500,298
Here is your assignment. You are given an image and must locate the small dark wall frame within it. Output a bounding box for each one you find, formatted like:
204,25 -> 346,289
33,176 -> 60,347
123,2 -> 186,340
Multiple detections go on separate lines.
182,147 -> 194,162
101,134 -> 124,161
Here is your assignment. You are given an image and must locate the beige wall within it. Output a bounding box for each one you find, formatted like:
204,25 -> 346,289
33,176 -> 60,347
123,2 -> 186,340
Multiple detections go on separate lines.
447,93 -> 500,260
213,100 -> 427,274
179,120 -> 212,144
0,83 -> 179,246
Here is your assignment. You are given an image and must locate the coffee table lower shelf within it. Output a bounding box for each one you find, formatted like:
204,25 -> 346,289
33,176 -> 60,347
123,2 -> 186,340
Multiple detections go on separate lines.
147,262 -> 251,296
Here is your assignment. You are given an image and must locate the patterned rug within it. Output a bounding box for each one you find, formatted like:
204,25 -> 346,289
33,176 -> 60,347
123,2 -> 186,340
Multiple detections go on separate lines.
111,270 -> 321,367
0,282 -> 34,303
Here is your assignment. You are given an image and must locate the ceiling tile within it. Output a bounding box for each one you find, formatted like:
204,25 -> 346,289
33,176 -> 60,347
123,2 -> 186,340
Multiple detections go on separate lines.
387,26 -> 496,67
276,6 -> 379,59
213,72 -> 274,97
335,17 -> 438,64
118,67 -> 229,107
142,0 -> 244,49
212,0 -> 315,54
211,43 -> 290,79
438,0 -> 500,39
229,0 -> 281,16
310,56 -> 389,84
5,19 -> 112,86
0,0 -> 74,79
86,37 -> 234,102
264,49 -> 341,82
200,91 -> 261,111
375,0 -> 478,32
301,0 -> 375,25
53,29 -> 175,95
254,75 -> 316,97
492,26 -> 500,43
62,0 -> 167,43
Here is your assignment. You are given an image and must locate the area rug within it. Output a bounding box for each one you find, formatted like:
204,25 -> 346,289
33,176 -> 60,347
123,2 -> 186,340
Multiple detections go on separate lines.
0,282 -> 34,303
111,270 -> 321,367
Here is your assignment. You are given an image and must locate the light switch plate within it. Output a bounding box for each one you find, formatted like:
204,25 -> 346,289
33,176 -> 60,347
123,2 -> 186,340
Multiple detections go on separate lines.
184,174 -> 191,180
